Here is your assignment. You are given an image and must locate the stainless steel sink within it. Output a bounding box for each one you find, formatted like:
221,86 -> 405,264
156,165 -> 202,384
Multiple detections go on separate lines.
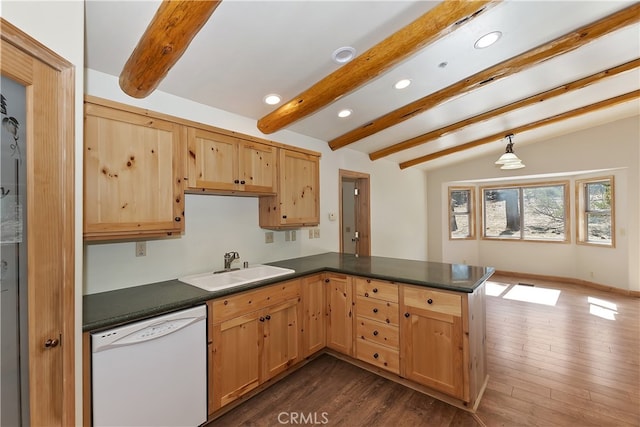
179,265 -> 295,292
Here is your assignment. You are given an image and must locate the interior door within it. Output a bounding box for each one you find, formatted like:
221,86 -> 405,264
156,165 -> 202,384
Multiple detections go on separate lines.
339,170 -> 370,256
0,19 -> 75,426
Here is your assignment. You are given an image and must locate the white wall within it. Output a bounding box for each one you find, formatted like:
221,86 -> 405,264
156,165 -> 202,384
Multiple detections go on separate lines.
427,116 -> 640,292
84,69 -> 428,293
0,0 -> 85,423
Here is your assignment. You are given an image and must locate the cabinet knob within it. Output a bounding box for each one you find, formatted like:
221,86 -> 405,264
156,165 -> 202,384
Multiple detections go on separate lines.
366,279 -> 371,283
373,353 -> 379,359
324,279 -> 330,283
373,330 -> 379,336
234,179 -> 240,184
372,288 -> 378,293
174,216 -> 181,222
372,308 -> 378,313
240,180 -> 246,185
427,298 -> 433,305
44,338 -> 59,348
364,292 -> 369,297
265,315 -> 271,320
259,317 -> 265,322
282,215 -> 287,219
404,312 -> 410,318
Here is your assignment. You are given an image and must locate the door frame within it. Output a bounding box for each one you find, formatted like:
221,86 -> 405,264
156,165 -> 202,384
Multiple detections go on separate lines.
339,169 -> 370,256
1,18 -> 75,426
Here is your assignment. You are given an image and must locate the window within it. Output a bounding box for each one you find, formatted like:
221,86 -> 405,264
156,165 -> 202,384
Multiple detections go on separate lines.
576,176 -> 614,247
449,187 -> 475,239
482,182 -> 569,242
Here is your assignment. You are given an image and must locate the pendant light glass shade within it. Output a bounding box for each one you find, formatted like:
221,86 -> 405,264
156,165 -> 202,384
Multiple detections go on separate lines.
495,134 -> 525,169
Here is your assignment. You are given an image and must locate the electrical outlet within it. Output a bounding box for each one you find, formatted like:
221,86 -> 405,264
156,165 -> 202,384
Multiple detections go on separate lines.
313,228 -> 320,238
265,231 -> 274,244
308,229 -> 314,239
135,241 -> 146,257
285,230 -> 291,242
291,230 -> 296,241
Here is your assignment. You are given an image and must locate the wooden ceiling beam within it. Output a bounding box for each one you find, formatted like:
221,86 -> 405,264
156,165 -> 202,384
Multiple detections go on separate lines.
398,90 -> 640,169
256,0 -> 501,135
119,0 -> 222,98
369,58 -> 640,161
330,3 -> 640,150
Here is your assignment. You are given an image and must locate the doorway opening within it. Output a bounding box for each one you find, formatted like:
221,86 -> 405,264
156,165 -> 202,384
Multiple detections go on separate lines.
339,169 -> 370,257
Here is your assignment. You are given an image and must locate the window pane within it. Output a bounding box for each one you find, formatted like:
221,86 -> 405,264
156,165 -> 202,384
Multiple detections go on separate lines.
451,214 -> 470,238
484,188 -> 520,238
586,182 -> 611,212
451,190 -> 469,213
523,186 -> 565,240
587,212 -> 611,243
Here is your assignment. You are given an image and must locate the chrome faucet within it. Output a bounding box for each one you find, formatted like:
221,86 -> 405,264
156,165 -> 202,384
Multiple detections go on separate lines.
223,251 -> 240,271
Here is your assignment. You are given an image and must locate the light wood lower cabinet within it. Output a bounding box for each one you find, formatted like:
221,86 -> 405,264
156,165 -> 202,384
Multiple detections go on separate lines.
324,273 -> 354,356
209,280 -> 301,413
301,275 -> 326,357
400,286 -> 465,400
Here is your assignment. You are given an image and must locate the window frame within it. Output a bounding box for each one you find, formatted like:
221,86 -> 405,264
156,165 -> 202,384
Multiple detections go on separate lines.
448,186 -> 476,240
480,180 -> 570,243
576,175 -> 615,248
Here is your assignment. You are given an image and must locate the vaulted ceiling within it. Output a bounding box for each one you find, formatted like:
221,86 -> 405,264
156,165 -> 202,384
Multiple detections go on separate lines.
85,1 -> 640,171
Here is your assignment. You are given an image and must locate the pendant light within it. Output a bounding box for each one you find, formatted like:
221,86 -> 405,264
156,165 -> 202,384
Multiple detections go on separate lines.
495,134 -> 525,170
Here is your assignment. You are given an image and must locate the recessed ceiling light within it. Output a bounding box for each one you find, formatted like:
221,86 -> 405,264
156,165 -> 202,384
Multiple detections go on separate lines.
394,79 -> 412,90
332,46 -> 356,64
474,31 -> 502,49
338,109 -> 352,118
263,94 -> 281,105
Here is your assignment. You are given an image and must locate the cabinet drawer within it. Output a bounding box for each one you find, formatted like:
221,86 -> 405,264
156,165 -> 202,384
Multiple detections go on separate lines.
356,297 -> 399,326
355,278 -> 398,303
356,316 -> 399,349
403,286 -> 461,317
211,280 -> 300,324
356,339 -> 399,374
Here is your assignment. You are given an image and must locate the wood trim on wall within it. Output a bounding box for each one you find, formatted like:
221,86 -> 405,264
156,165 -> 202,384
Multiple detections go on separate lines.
494,270 -> 640,298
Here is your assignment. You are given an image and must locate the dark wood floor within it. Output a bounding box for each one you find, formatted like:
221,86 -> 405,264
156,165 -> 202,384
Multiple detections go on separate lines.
211,275 -> 640,427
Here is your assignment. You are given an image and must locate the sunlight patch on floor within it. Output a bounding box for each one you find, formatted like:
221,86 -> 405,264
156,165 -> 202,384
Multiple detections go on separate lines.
588,296 -> 618,320
502,284 -> 561,306
486,281 -> 510,297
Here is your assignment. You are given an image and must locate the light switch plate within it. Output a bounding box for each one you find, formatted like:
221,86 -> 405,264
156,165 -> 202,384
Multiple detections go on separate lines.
135,241 -> 146,257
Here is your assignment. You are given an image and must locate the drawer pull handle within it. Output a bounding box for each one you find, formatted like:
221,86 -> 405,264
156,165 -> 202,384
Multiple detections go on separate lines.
373,353 -> 379,359
404,312 -> 410,318
427,298 -> 433,304
373,330 -> 379,336
372,288 -> 378,293
373,308 -> 378,313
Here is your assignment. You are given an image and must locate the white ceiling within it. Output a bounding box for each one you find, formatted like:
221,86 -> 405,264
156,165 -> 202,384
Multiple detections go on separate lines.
84,0 -> 640,171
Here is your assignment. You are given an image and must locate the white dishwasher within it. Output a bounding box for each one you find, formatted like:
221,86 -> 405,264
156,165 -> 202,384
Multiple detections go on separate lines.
91,305 -> 207,427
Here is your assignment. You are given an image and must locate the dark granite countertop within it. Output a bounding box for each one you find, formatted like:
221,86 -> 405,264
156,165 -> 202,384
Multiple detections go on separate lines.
83,252 -> 494,332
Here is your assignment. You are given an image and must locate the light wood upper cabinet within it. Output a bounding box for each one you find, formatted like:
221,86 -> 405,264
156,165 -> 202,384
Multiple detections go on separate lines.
259,149 -> 320,229
186,127 -> 276,194
83,101 -> 184,240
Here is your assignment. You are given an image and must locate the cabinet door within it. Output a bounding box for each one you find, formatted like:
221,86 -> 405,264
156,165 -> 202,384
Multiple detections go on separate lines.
302,275 -> 326,357
279,150 -> 319,224
325,274 -> 354,356
401,289 -> 465,399
187,127 -> 238,191
262,299 -> 300,381
84,103 -> 184,239
238,141 -> 276,193
211,311 -> 261,411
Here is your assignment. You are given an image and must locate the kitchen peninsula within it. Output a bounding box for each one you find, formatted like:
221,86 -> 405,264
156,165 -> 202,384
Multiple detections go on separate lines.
83,253 -> 494,422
